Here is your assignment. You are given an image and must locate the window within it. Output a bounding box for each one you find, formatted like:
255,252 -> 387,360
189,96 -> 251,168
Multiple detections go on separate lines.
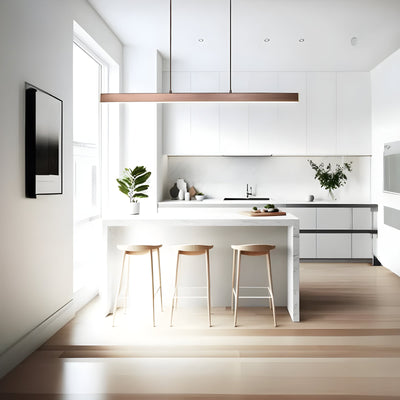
72,24 -> 119,304
73,42 -> 103,221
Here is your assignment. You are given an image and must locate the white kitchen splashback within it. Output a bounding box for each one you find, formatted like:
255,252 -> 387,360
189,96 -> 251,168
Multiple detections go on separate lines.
166,156 -> 371,202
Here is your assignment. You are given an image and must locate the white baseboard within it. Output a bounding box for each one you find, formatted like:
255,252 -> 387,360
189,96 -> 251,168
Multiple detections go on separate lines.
0,300 -> 74,379
73,288 -> 99,314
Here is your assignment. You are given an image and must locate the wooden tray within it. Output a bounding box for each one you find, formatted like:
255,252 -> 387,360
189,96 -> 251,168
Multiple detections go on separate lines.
243,211 -> 287,217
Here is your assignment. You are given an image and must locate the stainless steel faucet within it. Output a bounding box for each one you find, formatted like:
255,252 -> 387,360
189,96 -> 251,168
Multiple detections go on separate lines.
246,184 -> 254,198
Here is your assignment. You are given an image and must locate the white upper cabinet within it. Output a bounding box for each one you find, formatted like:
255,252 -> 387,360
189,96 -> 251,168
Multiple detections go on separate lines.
248,103 -> 278,154
307,72 -> 337,155
219,104 -> 249,154
163,103 -> 191,155
190,104 -> 220,155
190,72 -> 220,155
247,72 -> 279,155
337,72 -> 371,155
277,72 -> 307,155
163,72 -> 191,155
163,70 -> 371,156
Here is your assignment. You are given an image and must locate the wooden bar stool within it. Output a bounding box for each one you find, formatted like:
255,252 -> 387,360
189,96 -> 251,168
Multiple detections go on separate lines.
231,244 -> 277,327
112,244 -> 163,327
170,245 -> 213,327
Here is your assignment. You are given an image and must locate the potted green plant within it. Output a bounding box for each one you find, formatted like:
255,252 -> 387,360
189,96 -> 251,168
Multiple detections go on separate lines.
116,166 -> 151,214
308,160 -> 352,200
195,192 -> 205,201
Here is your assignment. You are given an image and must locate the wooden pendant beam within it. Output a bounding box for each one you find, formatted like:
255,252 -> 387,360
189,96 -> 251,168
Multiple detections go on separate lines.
100,92 -> 299,103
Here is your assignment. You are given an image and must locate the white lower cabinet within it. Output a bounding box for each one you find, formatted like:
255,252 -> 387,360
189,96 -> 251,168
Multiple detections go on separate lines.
282,206 -> 375,260
317,234 -> 352,258
316,208 -> 352,229
300,234 -> 316,258
285,208 -> 316,229
353,208 -> 373,230
352,234 -> 373,259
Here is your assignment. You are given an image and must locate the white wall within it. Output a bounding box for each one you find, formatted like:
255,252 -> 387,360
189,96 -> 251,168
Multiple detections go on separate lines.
0,0 -> 122,374
119,46 -> 162,213
166,156 -> 371,202
371,49 -> 400,276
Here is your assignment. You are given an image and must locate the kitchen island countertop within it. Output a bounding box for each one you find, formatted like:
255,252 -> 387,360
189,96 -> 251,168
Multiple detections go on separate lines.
103,211 -> 299,227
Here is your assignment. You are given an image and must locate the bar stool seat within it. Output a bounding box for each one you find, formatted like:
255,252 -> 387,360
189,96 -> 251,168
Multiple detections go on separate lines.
170,244 -> 213,327
231,244 -> 277,327
112,244 -> 163,327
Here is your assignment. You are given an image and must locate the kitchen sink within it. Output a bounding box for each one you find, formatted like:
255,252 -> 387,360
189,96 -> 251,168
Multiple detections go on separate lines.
223,197 -> 270,201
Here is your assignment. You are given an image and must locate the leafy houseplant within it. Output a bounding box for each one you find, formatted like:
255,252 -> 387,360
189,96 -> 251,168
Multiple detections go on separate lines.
308,160 -> 352,200
116,166 -> 151,214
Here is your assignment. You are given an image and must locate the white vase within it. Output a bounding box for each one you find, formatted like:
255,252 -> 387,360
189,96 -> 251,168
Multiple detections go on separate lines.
177,178 -> 187,193
130,202 -> 140,215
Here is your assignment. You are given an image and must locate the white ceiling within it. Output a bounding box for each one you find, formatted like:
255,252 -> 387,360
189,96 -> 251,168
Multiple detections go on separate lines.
89,0 -> 400,71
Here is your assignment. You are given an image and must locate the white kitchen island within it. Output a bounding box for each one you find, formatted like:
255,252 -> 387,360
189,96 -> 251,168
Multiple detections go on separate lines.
102,211 -> 300,322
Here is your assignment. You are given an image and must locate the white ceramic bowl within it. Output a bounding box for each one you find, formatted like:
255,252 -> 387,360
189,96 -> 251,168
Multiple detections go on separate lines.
195,195 -> 205,201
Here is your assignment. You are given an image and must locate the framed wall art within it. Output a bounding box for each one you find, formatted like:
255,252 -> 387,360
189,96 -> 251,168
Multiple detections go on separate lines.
25,83 -> 63,198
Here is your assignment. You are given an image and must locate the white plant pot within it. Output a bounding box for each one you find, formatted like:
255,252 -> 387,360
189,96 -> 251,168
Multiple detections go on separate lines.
130,202 -> 140,215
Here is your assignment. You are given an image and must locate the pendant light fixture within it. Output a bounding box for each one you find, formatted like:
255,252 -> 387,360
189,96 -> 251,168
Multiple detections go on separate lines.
100,0 -> 298,103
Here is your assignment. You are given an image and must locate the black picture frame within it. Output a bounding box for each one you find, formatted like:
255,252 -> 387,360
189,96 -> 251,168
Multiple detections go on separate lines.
25,83 -> 63,198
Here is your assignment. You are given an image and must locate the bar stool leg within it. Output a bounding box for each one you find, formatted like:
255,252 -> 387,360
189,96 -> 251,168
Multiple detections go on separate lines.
234,250 -> 241,327
157,248 -> 163,312
124,255 -> 131,313
231,249 -> 237,312
205,249 -> 211,327
150,249 -> 155,327
265,254 -> 272,310
170,252 -> 180,327
112,252 -> 127,327
174,253 -> 179,310
266,252 -> 277,327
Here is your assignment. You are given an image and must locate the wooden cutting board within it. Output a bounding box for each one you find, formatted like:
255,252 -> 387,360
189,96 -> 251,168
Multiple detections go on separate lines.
242,211 -> 287,217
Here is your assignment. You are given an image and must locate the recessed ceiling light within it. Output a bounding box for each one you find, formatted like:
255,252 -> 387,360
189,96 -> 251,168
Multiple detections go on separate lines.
264,38 -> 270,43
198,38 -> 204,43
299,38 -> 305,42
351,36 -> 358,46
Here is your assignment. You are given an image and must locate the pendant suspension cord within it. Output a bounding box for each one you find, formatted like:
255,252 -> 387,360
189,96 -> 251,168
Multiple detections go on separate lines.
229,0 -> 232,93
169,0 -> 172,94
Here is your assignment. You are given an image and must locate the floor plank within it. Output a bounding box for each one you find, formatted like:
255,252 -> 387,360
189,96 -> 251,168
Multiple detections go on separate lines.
1,263 -> 400,399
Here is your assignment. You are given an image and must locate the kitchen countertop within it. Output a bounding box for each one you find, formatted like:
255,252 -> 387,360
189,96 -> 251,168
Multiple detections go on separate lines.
158,199 -> 378,208
103,211 -> 299,227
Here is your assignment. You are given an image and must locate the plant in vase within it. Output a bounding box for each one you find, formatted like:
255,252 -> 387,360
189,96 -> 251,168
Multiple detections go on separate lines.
116,166 -> 151,214
308,160 -> 352,200
195,192 -> 205,201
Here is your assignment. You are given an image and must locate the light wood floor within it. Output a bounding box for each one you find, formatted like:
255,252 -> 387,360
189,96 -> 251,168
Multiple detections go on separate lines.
1,263 -> 400,399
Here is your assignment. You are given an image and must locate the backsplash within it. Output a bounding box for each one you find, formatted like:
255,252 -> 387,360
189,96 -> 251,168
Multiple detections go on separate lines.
165,156 -> 371,202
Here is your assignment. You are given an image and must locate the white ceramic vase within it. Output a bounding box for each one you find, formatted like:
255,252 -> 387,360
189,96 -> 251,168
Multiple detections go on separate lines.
177,178 -> 187,193
130,202 -> 140,215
